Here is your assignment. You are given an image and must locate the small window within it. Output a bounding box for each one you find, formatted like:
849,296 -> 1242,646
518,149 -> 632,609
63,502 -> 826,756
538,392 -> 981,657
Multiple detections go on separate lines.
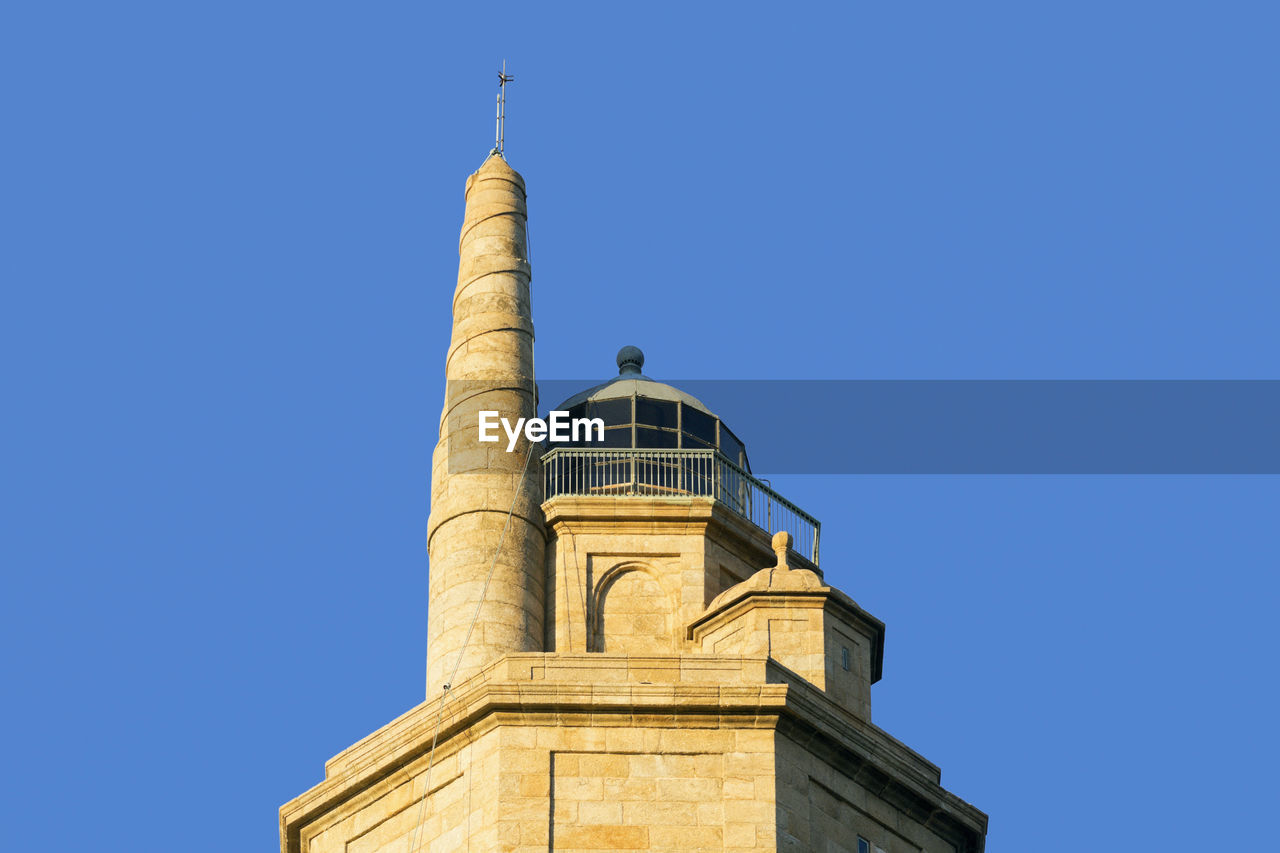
681,433 -> 714,451
586,397 -> 632,427
681,405 -> 717,443
597,426 -> 633,448
635,397 -> 678,429
635,426 -> 679,448
719,426 -> 744,467
857,839 -> 870,853
841,646 -> 851,672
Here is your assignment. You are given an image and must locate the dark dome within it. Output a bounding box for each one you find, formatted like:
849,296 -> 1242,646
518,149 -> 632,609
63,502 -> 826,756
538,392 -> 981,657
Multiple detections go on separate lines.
551,347 -> 749,471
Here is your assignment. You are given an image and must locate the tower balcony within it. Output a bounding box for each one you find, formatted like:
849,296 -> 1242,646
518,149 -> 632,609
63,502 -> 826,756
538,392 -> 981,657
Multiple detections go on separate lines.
542,446 -> 820,565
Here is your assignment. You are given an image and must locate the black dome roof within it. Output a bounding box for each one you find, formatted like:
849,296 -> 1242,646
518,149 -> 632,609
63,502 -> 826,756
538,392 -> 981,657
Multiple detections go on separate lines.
551,347 -> 748,471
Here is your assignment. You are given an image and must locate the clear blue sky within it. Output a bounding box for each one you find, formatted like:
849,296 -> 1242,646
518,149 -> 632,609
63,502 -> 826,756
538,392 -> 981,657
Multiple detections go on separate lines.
2,3 -> 1277,851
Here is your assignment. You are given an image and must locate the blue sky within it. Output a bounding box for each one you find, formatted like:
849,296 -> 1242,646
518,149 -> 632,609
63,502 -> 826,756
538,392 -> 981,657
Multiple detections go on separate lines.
2,3 -> 1277,851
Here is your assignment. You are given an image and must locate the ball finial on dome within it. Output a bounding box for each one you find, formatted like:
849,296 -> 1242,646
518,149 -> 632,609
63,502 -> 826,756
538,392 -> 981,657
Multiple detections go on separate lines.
617,346 -> 645,376
772,531 -> 793,570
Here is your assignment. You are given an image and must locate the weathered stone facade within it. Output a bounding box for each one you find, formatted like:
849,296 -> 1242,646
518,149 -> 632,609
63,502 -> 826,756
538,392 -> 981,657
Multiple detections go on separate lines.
426,153 -> 544,694
280,154 -> 988,852
281,655 -> 983,852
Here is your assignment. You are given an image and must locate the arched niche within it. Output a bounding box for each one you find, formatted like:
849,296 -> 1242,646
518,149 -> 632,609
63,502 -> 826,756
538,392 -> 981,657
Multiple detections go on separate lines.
591,564 -> 673,654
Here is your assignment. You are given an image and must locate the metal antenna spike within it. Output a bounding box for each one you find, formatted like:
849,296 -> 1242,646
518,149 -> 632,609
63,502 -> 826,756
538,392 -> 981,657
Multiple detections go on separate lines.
493,60 -> 514,156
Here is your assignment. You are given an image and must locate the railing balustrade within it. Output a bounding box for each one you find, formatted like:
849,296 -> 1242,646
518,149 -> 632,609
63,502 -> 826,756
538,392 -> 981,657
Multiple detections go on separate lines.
542,447 -> 820,565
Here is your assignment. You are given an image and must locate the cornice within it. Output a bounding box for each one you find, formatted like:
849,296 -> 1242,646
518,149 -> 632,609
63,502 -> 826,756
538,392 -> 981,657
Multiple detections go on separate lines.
280,653 -> 984,853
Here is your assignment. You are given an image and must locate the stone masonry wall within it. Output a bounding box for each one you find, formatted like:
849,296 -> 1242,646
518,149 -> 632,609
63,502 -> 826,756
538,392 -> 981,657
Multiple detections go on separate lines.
774,733 -> 961,853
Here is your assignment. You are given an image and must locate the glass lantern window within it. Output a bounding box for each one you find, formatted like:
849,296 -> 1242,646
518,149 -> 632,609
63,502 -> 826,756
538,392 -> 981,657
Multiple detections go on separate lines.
635,426 -> 680,448
720,426 -> 745,467
635,397 -> 678,429
585,397 -> 632,426
681,405 -> 717,444
597,426 -> 633,448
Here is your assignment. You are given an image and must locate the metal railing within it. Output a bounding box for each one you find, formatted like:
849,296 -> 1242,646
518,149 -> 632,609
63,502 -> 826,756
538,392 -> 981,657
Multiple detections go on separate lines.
542,447 -> 820,564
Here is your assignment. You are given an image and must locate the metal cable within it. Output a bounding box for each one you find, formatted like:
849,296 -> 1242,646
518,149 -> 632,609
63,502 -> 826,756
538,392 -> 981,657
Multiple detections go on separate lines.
406,439 -> 538,853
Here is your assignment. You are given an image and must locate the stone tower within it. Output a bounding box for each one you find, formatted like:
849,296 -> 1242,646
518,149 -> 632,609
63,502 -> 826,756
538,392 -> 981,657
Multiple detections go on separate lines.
279,153 -> 988,853
426,152 -> 544,694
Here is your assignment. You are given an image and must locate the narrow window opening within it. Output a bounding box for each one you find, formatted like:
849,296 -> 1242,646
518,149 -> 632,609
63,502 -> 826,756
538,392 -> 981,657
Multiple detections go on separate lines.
841,646 -> 850,672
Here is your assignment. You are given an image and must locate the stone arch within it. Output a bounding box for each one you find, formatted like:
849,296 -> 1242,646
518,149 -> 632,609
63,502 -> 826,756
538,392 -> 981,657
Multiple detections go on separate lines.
591,563 -> 673,654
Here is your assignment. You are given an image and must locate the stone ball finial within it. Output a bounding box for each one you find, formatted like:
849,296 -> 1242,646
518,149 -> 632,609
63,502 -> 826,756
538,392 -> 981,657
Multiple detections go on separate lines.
617,346 -> 644,376
772,531 -> 792,569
